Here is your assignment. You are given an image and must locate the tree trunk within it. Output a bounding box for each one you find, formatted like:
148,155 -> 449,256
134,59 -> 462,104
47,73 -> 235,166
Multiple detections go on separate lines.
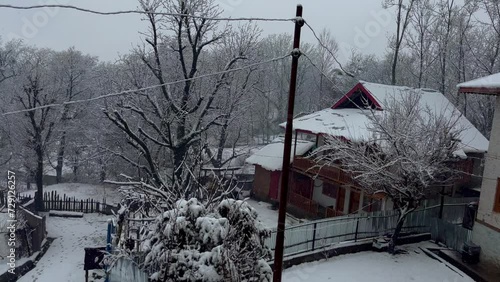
35,137 -> 44,211
391,44 -> 400,85
73,165 -> 78,182
388,211 -> 409,254
173,145 -> 187,189
56,131 -> 66,183
72,149 -> 81,182
98,157 -> 106,183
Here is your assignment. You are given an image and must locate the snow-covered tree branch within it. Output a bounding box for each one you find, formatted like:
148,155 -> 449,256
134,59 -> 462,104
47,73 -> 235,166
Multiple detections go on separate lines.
314,91 -> 464,253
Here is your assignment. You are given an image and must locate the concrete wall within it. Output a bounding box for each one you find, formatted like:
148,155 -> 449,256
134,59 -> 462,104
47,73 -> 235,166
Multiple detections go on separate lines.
473,95 -> 500,270
472,221 -> 500,270
476,96 -> 500,228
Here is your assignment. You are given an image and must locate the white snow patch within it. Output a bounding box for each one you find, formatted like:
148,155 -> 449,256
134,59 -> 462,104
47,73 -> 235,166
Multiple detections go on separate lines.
246,199 -> 298,229
457,72 -> 500,89
283,243 -> 474,282
281,108 -> 373,141
17,213 -> 109,282
245,137 -> 315,171
49,210 -> 84,217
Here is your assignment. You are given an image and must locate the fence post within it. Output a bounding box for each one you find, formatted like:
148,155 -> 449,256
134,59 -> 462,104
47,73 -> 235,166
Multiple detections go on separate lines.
105,219 -> 112,282
136,228 -> 140,252
355,219 -> 359,242
311,222 -> 317,251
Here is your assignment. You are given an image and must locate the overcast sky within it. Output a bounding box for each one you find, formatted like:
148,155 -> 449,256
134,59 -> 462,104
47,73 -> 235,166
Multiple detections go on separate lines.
0,0 -> 395,62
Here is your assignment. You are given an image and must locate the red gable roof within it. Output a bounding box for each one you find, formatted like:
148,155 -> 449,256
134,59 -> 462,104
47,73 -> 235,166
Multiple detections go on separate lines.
331,82 -> 383,110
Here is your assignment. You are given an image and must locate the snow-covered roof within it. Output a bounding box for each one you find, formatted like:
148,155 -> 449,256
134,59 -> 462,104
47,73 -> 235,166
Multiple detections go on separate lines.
457,72 -> 500,91
245,137 -> 315,171
280,108 -> 373,141
280,81 -> 489,154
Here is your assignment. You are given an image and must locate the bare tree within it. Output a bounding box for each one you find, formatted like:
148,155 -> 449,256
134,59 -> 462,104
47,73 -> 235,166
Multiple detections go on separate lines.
310,29 -> 341,109
407,0 -> 438,88
48,48 -> 97,183
11,48 -> 58,210
385,0 -> 417,85
104,0 -> 258,199
314,92 -> 462,253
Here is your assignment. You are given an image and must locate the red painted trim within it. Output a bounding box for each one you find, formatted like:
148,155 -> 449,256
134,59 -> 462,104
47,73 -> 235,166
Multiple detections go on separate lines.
458,87 -> 500,96
331,82 -> 383,110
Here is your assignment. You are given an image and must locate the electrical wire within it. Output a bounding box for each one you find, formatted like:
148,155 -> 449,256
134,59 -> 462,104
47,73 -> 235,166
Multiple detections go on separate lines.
2,54 -> 290,116
0,4 -> 295,22
304,21 -> 356,79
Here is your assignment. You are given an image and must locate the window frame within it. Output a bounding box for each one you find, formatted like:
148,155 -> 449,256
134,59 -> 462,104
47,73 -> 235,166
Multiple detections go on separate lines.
494,178 -> 500,213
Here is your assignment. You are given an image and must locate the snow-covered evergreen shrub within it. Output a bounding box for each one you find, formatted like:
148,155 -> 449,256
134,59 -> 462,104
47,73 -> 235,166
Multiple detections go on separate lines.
140,198 -> 272,281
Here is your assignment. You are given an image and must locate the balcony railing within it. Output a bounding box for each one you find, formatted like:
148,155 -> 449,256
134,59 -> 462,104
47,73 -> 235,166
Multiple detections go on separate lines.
324,207 -> 344,218
292,156 -> 353,185
288,191 -> 319,216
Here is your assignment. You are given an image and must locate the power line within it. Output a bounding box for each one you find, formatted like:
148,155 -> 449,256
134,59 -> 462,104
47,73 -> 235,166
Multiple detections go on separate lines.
2,54 -> 290,116
302,52 -> 347,95
304,21 -> 356,79
0,4 -> 294,22
302,52 -> 368,113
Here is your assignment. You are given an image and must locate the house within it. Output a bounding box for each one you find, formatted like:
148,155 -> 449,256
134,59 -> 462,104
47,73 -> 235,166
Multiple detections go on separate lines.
458,73 -> 500,272
247,81 -> 489,219
245,137 -> 315,202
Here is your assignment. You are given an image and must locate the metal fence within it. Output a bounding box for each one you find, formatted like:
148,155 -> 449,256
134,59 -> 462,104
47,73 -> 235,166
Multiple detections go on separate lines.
265,197 -> 477,257
430,218 -> 472,252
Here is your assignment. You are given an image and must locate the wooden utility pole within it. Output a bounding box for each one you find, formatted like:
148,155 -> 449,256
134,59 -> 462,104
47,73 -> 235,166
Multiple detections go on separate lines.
273,4 -> 304,282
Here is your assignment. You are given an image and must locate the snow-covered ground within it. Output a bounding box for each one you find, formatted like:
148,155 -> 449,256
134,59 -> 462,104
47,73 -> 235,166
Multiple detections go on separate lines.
246,199 -> 300,229
21,183 -> 123,205
18,213 -> 109,282
282,243 -> 473,282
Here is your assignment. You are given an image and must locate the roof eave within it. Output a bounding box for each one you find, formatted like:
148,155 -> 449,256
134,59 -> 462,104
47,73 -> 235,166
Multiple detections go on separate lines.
458,87 -> 500,96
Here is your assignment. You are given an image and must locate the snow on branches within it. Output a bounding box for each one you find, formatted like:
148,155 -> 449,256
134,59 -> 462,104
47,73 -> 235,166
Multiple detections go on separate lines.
140,198 -> 272,281
314,91 -> 464,252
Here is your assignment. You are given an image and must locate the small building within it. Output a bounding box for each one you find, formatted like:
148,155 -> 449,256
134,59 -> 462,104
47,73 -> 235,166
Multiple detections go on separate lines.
458,73 -> 500,272
247,81 -> 489,219
246,137 -> 315,203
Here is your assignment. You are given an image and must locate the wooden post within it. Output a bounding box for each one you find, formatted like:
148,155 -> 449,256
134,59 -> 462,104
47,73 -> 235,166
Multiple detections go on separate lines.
355,219 -> 360,242
311,222 -> 317,251
273,5 -> 304,282
439,186 -> 445,219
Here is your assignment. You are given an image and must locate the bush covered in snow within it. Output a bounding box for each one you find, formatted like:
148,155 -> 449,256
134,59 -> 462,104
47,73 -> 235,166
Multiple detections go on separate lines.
140,198 -> 272,281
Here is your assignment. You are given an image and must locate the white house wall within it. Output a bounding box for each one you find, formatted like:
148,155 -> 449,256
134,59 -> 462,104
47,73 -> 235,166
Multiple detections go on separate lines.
312,179 -> 336,208
473,95 -> 500,269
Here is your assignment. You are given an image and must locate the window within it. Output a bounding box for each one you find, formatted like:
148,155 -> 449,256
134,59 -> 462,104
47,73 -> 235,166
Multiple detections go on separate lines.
322,182 -> 339,198
494,178 -> 500,213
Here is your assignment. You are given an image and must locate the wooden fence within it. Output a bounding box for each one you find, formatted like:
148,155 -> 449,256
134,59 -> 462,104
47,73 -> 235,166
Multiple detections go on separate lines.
0,190 -> 118,214
288,192 -> 319,215
42,191 -> 107,213
18,206 -> 47,253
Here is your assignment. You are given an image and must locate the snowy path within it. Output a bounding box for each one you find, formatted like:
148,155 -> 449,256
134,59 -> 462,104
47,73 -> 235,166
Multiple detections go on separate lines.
282,243 -> 474,282
246,199 -> 299,229
18,214 -> 108,282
